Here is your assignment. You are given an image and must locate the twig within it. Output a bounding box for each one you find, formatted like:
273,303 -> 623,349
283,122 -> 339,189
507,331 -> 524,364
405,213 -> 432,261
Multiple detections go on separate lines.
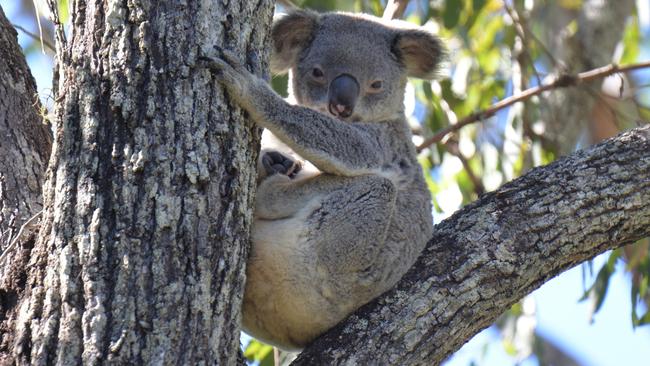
31,0 -> 47,53
506,4 -> 559,68
0,210 -> 42,265
503,4 -> 542,85
45,0 -> 67,50
276,0 -> 298,10
383,0 -> 410,20
417,60 -> 650,152
11,23 -> 55,52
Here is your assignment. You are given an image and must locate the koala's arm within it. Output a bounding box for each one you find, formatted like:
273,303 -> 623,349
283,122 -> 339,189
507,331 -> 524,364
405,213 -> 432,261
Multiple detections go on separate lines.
203,53 -> 383,176
261,101 -> 383,176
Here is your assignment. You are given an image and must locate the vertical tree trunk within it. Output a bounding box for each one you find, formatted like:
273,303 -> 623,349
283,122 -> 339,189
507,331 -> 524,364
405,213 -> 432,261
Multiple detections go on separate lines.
0,6 -> 51,249
2,1 -> 273,364
0,7 -> 52,363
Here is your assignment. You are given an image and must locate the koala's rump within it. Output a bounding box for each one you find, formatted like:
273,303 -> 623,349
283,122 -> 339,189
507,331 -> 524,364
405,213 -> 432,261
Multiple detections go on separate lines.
243,206 -> 335,350
243,178 -> 389,350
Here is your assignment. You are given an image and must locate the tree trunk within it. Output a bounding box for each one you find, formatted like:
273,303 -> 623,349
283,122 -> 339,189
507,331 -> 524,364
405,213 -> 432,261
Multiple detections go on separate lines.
0,6 -> 52,363
0,6 -> 51,250
295,126 -> 650,365
0,1 -> 273,364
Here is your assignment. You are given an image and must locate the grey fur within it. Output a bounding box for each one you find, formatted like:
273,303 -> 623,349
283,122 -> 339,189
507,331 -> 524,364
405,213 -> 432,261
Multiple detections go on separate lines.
208,10 -> 442,350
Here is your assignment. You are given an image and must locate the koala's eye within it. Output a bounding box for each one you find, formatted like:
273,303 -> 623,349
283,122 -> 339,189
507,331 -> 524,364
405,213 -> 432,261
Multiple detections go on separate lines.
369,80 -> 383,92
311,67 -> 325,80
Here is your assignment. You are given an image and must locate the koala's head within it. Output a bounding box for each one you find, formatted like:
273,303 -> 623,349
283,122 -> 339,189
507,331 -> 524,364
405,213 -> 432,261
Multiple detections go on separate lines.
271,10 -> 444,122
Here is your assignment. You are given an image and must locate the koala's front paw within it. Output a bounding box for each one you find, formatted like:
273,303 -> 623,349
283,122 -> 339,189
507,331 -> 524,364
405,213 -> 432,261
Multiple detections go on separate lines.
262,151 -> 302,178
200,50 -> 254,103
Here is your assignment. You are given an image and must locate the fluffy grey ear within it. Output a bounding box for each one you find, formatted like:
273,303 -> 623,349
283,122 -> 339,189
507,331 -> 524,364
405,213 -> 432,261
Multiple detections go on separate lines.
393,29 -> 445,79
270,10 -> 319,74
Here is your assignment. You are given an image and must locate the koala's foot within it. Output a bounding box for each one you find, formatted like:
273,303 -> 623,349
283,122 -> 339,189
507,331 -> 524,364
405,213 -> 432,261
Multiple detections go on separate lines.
262,151 -> 302,178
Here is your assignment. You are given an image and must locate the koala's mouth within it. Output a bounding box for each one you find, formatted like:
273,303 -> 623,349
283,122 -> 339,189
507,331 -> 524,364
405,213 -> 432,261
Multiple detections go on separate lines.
317,106 -> 357,122
328,103 -> 353,119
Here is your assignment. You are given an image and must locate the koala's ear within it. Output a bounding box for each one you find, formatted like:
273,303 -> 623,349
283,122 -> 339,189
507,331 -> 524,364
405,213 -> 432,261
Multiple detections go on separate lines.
270,10 -> 319,74
393,29 -> 445,79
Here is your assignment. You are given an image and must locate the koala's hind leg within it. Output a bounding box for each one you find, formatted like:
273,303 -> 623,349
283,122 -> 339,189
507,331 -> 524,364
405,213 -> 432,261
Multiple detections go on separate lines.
247,174 -> 397,347
307,175 -> 398,298
256,173 -> 397,278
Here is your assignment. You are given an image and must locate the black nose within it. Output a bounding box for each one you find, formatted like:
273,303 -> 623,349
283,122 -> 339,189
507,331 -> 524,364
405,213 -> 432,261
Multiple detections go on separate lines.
328,74 -> 359,118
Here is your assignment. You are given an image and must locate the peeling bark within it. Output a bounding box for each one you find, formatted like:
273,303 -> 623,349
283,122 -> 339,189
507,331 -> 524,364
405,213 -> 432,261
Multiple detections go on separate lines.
1,1 -> 274,364
295,126 -> 650,365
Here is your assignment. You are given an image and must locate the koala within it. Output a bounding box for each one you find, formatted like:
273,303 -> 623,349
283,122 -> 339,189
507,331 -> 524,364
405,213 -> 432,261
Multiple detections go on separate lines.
206,10 -> 442,351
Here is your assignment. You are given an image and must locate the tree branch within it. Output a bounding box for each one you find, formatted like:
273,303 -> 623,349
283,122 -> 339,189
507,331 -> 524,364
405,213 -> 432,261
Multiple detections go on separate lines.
0,210 -> 42,264
11,23 -> 55,52
382,0 -> 410,20
417,61 -> 650,152
295,125 -> 650,364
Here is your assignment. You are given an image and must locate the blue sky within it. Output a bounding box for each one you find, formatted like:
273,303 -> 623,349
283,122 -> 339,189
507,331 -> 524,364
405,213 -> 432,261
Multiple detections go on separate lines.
4,1 -> 649,364
445,254 -> 650,366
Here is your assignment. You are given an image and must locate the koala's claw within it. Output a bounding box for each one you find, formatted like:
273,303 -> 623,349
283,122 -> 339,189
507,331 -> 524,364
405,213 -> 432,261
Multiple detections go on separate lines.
220,50 -> 243,68
200,50 -> 255,103
262,151 -> 302,178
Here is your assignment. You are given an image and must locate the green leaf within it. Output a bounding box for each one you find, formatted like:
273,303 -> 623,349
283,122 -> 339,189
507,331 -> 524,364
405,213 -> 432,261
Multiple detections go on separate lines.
638,310 -> 650,326
640,274 -> 648,300
557,0 -> 583,10
271,74 -> 289,98
471,15 -> 504,54
540,148 -> 556,166
620,15 -> 640,64
300,0 -> 340,11
510,301 -> 523,316
455,169 -> 475,203
58,0 -> 70,23
462,83 -> 482,116
443,0 -> 462,29
423,84 -> 447,133
369,0 -> 384,16
579,250 -> 620,319
244,339 -> 274,364
259,351 -> 275,366
502,339 -> 517,356
419,156 -> 437,191
472,0 -> 487,12
639,106 -> 650,122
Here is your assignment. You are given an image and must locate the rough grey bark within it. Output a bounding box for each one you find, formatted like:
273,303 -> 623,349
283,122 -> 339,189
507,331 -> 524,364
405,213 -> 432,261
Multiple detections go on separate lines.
295,126 -> 650,365
0,7 -> 52,362
1,1 -> 274,365
536,0 -> 635,154
0,6 -> 51,249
